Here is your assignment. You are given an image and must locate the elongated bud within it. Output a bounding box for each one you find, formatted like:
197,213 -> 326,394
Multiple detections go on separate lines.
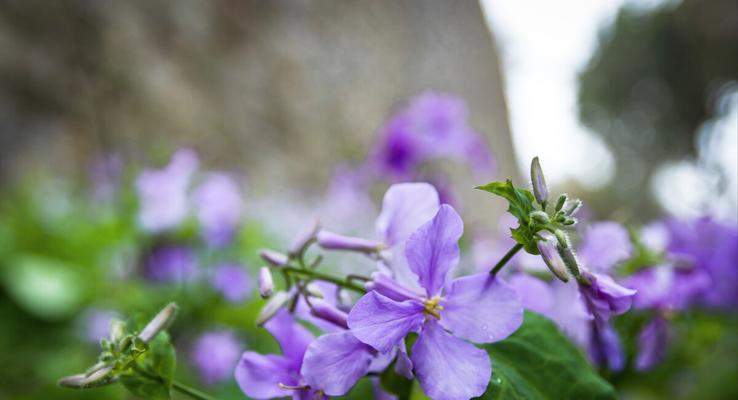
260,249 -> 289,267
562,198 -> 582,216
555,194 -> 567,212
58,365 -> 115,389
109,319 -> 126,342
304,283 -> 324,299
256,290 -> 292,326
309,299 -> 349,329
563,217 -> 577,226
259,267 -> 274,299
530,157 -> 548,204
554,229 -> 570,248
537,240 -> 569,282
529,211 -> 550,225
289,220 -> 320,257
335,289 -> 353,312
557,244 -> 582,280
139,303 -> 178,343
365,272 -> 424,302
316,230 -> 384,253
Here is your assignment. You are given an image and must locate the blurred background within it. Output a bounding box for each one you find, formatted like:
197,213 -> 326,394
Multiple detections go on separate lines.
0,0 -> 735,399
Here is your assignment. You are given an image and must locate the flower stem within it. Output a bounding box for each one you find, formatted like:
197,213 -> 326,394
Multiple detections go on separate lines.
490,243 -> 523,276
282,266 -> 365,293
172,380 -> 218,400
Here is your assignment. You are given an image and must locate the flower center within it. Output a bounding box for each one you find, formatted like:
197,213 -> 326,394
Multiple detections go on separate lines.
423,296 -> 444,320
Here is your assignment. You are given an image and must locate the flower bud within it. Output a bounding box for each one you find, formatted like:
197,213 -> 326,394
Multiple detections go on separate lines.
108,319 -> 126,342
256,290 -> 293,326
554,229 -> 570,248
309,299 -> 349,329
304,283 -> 324,299
58,365 -> 115,389
139,303 -> 178,343
555,194 -> 567,212
530,157 -> 548,204
529,211 -> 550,225
335,289 -> 353,312
289,219 -> 320,257
260,249 -> 289,267
536,239 -> 569,282
561,198 -> 582,216
258,267 -> 274,299
557,244 -> 582,281
563,217 -> 577,226
316,230 -> 384,253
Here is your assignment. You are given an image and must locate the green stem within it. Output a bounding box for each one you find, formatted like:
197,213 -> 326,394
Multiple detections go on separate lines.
282,267 -> 365,293
172,380 -> 218,400
490,243 -> 523,276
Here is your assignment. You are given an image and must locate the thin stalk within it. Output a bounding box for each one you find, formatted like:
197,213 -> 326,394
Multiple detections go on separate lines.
172,380 -> 218,400
282,267 -> 365,293
490,243 -> 523,276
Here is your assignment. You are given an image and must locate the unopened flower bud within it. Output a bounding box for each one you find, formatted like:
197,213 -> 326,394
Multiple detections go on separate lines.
58,365 -> 115,389
316,230 -> 384,253
108,319 -> 126,342
530,157 -> 548,205
260,249 -> 289,267
304,283 -> 324,299
139,303 -> 178,343
554,229 -> 570,248
258,267 -> 274,299
563,217 -> 577,226
309,299 -> 349,329
557,244 -> 582,280
289,220 -> 320,257
335,289 -> 353,312
562,198 -> 582,216
537,239 -> 569,282
529,211 -> 550,225
555,194 -> 567,212
256,290 -> 293,326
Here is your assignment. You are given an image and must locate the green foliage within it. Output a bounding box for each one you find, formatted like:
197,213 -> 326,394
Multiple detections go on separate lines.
120,332 -> 176,399
479,312 -> 617,400
476,180 -> 540,254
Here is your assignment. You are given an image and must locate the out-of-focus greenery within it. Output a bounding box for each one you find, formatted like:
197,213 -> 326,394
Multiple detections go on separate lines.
578,0 -> 737,217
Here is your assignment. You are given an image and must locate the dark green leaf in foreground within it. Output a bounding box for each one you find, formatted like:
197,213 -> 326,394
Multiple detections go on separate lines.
475,180 -> 540,254
478,312 -> 617,400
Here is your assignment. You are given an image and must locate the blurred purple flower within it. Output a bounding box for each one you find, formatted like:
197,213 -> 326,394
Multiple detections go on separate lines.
79,308 -> 119,343
588,322 -> 625,372
193,173 -> 243,247
635,316 -> 669,371
624,264 -> 710,311
579,271 -> 637,324
89,154 -> 122,203
211,263 -> 252,303
578,222 -> 632,273
508,274 -> 554,316
369,93 -> 494,181
349,205 -> 523,400
135,149 -> 199,232
190,330 -> 242,385
144,245 -> 198,283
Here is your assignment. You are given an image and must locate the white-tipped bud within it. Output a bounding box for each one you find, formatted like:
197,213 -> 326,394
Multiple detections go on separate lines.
562,198 -> 582,216
537,239 -> 570,282
554,229 -> 570,248
529,211 -> 550,225
256,290 -> 292,326
316,230 -> 384,253
309,299 -> 349,329
258,267 -> 274,299
138,303 -> 178,343
108,319 -> 126,342
289,219 -> 320,257
58,365 -> 115,389
530,157 -> 549,205
335,289 -> 353,312
260,249 -> 289,267
304,283 -> 324,299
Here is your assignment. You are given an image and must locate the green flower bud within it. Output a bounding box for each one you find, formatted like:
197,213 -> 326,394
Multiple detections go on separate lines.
529,210 -> 550,225
555,194 -> 567,212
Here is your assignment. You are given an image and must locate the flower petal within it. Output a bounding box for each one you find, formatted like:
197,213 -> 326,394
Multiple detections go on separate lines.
411,320 -> 491,400
264,309 -> 314,362
347,291 -> 425,353
578,222 -> 632,273
405,204 -> 463,296
440,273 -> 523,343
507,273 -> 554,317
300,330 -> 374,396
234,352 -> 296,399
376,183 -> 440,246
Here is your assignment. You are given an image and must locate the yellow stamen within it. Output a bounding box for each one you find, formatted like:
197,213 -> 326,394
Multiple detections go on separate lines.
423,296 -> 444,320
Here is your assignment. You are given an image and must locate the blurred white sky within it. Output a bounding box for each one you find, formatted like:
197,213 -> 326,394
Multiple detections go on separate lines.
480,0 -> 737,219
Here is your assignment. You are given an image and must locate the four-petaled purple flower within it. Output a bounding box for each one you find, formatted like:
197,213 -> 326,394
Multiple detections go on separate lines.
348,204 -> 523,400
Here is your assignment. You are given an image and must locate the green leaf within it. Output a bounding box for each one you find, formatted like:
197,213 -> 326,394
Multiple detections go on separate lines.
476,180 -> 540,254
478,312 -> 617,400
120,332 -> 176,399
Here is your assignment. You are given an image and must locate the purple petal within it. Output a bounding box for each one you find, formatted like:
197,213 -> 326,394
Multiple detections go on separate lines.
507,273 -> 554,316
376,183 -> 439,246
394,343 -> 414,379
190,330 -> 242,384
578,222 -> 632,273
264,309 -> 314,362
580,272 -> 636,322
300,331 -> 374,396
365,272 -> 424,302
193,173 -> 243,247
440,273 -> 523,343
635,317 -> 669,371
589,322 -> 625,372
412,320 -> 491,400
211,263 -> 252,303
405,204 -> 463,296
234,352 -> 296,399
347,291 -> 425,353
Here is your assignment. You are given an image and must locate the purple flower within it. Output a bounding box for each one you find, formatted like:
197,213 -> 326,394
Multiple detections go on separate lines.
348,205 -> 523,400
144,245 -> 198,283
89,154 -> 122,203
135,149 -> 199,232
624,264 -> 710,311
578,271 -> 636,323
236,309 -> 376,398
578,222 -> 632,273
635,316 -> 669,371
588,322 -> 625,372
369,93 -> 494,181
193,173 -> 243,247
190,330 -> 242,384
508,274 -> 554,316
79,308 -> 120,343
211,263 -> 252,303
